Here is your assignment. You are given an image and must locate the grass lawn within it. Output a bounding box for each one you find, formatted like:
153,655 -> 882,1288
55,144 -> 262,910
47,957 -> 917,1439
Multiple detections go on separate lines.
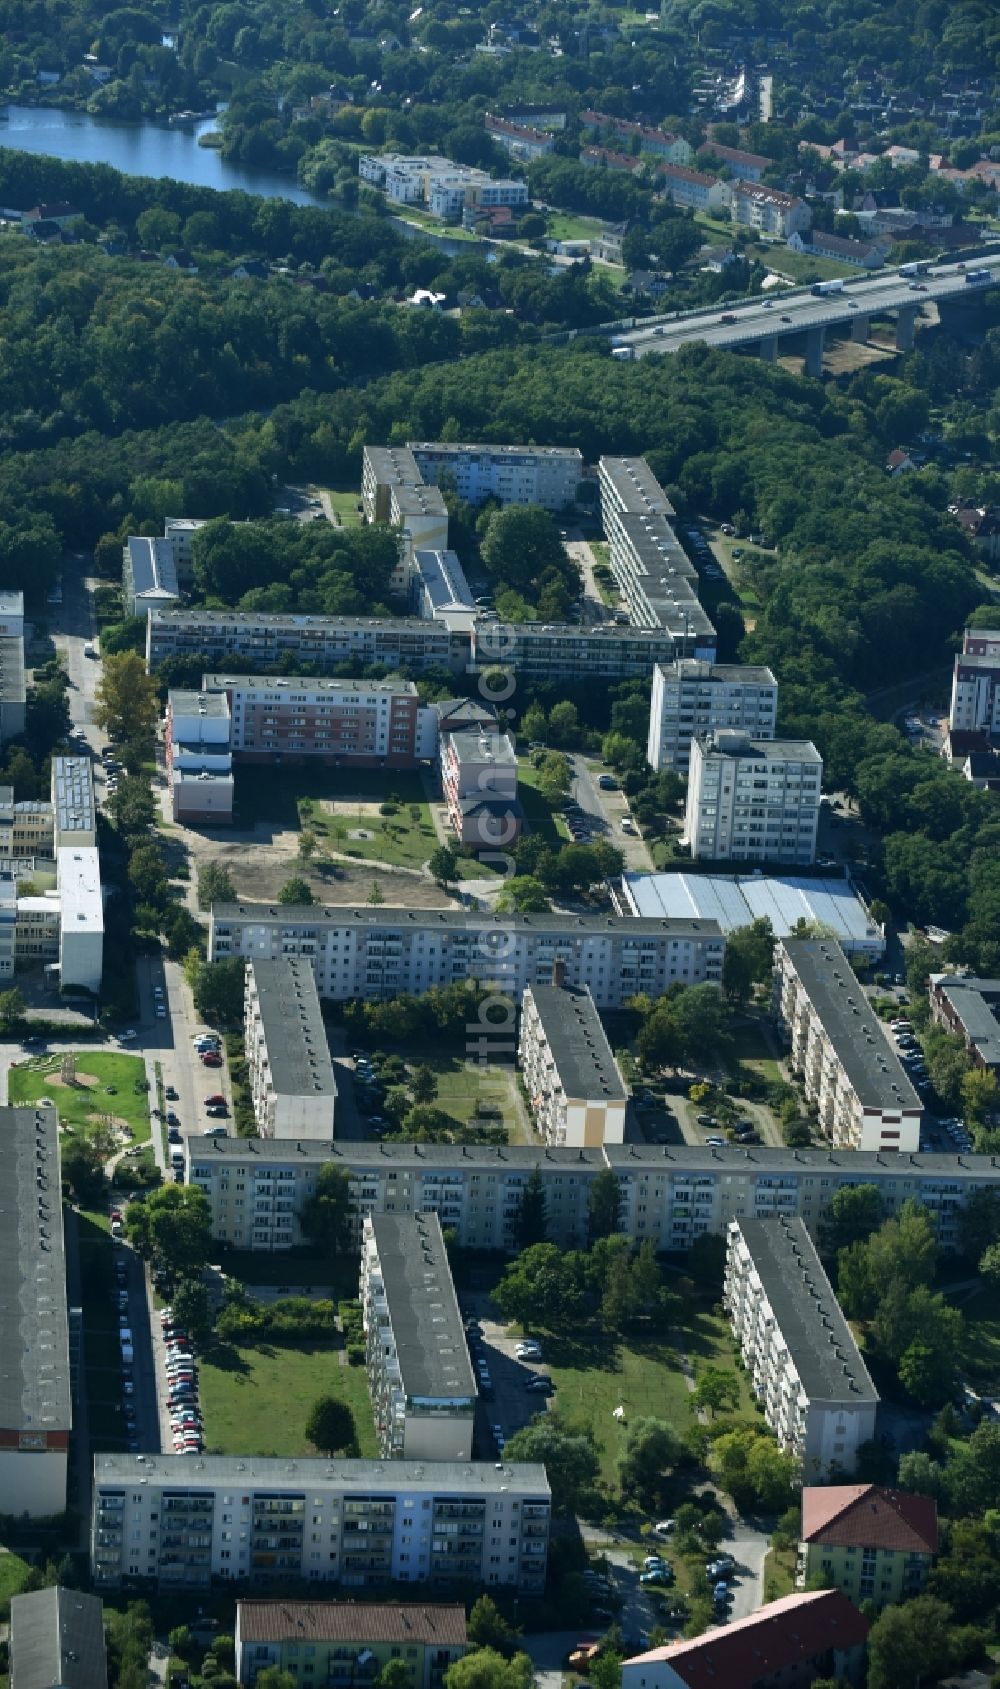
8,1052 -> 150,1147
960,1289 -> 1000,1392
729,1023 -> 784,1087
0,1547 -> 34,1614
763,1543 -> 796,1602
544,1300 -> 756,1485
755,245 -> 855,284
516,760 -> 571,846
199,1339 -> 377,1458
546,212 -> 606,243
401,1050 -> 525,1141
234,766 -> 438,871
324,489 -> 363,526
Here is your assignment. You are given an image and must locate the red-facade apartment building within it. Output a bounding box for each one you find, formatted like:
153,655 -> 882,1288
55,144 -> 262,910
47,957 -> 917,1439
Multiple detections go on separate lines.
205,674 -> 439,768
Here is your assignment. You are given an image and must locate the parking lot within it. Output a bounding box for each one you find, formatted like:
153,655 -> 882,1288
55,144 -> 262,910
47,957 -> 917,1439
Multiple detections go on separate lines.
462,1303 -> 554,1458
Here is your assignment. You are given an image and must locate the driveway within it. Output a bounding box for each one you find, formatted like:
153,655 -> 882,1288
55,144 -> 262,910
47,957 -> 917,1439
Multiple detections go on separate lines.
570,756 -> 653,873
564,533 -> 611,626
724,1515 -> 772,1622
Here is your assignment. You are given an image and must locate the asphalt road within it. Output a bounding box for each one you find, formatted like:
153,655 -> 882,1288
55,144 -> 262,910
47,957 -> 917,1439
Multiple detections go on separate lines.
570,755 -> 654,873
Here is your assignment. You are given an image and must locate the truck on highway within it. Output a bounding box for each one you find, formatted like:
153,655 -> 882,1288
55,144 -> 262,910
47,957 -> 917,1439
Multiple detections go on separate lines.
811,279 -> 845,296
611,344 -> 634,360
899,261 -> 930,277
965,268 -> 995,287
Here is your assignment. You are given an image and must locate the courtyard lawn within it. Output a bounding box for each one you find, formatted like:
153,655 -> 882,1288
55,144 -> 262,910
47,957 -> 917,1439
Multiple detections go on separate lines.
543,1301 -> 756,1485
8,1052 -> 150,1147
402,1050 -> 526,1142
0,1547 -> 34,1614
516,760 -> 571,847
324,489 -> 363,526
233,765 -> 439,870
729,1023 -> 784,1087
199,1340 -> 377,1458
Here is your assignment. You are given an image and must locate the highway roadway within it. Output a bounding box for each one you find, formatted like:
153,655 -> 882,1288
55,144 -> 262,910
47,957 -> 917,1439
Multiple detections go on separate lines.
615,257 -> 998,360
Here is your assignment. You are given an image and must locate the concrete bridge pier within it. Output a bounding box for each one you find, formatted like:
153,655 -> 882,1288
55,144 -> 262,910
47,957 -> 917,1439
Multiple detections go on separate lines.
850,314 -> 870,343
805,325 -> 826,378
895,305 -> 917,351
759,336 -> 779,362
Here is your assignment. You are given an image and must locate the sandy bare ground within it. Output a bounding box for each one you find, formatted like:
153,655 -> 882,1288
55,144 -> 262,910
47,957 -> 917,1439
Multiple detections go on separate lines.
319,797 -> 386,818
182,825 -> 458,909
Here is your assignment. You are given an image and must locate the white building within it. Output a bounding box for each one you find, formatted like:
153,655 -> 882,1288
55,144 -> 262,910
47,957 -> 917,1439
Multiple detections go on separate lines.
0,592 -> 26,745
409,549 -> 476,625
91,1453 -> 550,1592
165,689 -> 234,824
647,660 -> 778,772
725,1216 -> 878,1477
519,980 -> 627,1147
163,517 -> 209,587
55,847 -> 104,994
122,536 -> 180,619
244,957 -> 337,1140
597,458 -> 717,655
0,1106 -> 70,1517
947,625 -> 1000,751
51,756 -> 97,849
730,183 -> 812,238
684,731 -> 822,865
775,937 -> 922,1152
186,1134 -> 1000,1261
208,905 -> 726,1010
409,442 -> 583,512
147,608 -> 465,680
361,1211 -> 476,1460
617,871 -> 885,964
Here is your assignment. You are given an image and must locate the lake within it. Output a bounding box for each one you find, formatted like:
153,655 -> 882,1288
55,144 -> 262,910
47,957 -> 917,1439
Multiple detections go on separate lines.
0,104 -> 470,250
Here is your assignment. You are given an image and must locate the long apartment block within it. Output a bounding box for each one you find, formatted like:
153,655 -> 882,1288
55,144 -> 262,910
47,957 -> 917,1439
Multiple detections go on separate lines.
776,938 -> 922,1152
597,457 -> 717,652
244,958 -> 337,1140
208,904 -> 726,1010
725,1217 -> 878,1475
184,1134 -> 1000,1259
363,442 -> 581,521
647,660 -> 778,773
207,673 -> 438,767
519,980 -> 627,1148
0,1107 -> 71,1518
361,1212 -> 477,1460
91,1454 -> 551,1593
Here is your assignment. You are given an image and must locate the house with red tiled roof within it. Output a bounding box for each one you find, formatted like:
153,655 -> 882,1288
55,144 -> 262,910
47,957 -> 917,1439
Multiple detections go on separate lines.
800,1484 -> 938,1607
622,1590 -> 869,1689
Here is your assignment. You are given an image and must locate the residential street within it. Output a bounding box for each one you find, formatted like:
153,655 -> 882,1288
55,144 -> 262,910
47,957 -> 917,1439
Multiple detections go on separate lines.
570,754 -> 654,873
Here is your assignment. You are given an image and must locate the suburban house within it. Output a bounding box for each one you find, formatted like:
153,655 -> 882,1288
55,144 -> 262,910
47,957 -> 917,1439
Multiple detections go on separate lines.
799,1485 -> 937,1608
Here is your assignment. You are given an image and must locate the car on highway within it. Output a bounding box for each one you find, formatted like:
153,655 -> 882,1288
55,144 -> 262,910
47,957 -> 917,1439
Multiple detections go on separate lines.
155,1005 -> 167,1018
780,314 -> 792,322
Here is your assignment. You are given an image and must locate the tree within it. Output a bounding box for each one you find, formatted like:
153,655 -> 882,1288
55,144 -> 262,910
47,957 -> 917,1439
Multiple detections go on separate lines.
500,1421 -> 599,1514
94,652 -> 158,761
513,1165 -> 548,1249
429,845 -> 460,888
199,864 -> 238,918
305,1394 -> 358,1455
820,1184 -> 885,1256
279,878 -> 314,905
411,1063 -> 438,1105
467,1596 -> 518,1658
494,1244 -> 588,1333
0,986 -> 25,1028
170,1280 -> 212,1346
979,1241 -> 1000,1289
671,983 -> 730,1062
535,752 -> 572,807
963,1066 -> 999,1127
299,1164 -> 352,1253
108,777 -> 156,838
618,1418 -> 683,1499
547,700 -> 579,746
866,1595 -> 960,1689
480,505 -> 566,592
60,1136 -> 106,1204
694,1366 -> 740,1419
191,956 -> 245,1026
722,919 -> 774,1004
588,1168 -> 623,1243
298,829 -> 317,862
496,876 -> 551,914
125,1186 -> 211,1275
709,1426 -> 798,1510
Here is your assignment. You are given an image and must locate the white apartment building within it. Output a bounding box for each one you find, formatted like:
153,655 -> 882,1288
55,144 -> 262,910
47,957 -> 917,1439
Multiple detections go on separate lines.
519,980 -> 627,1147
725,1217 -> 878,1476
775,938 -> 922,1153
684,731 -> 822,865
165,689 -> 234,824
409,442 -> 583,512
244,957 -> 337,1140
647,660 -> 778,772
439,725 -> 521,848
122,536 -> 180,618
730,183 -> 811,238
211,674 -> 438,768
208,905 -> 726,1010
147,609 -> 467,679
0,591 -> 26,745
597,458 -> 717,654
0,1106 -> 70,1518
55,847 -> 103,994
361,1211 -> 476,1461
185,1134 -> 1000,1261
91,1454 -> 550,1592
409,549 -> 476,625
658,162 -> 732,213
163,517 -> 208,585
947,625 -> 1000,750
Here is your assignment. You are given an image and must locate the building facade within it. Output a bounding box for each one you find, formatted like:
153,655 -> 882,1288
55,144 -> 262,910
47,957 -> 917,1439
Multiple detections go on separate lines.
439,724 -> 521,848
0,592 -> 26,745
0,1106 -> 70,1517
684,731 -> 822,865
929,973 -> 1000,1074
91,1454 -> 550,1593
122,536 -> 180,619
947,625 -> 1000,751
799,1484 -> 937,1609
647,660 -> 778,772
519,981 -> 627,1147
597,458 -> 717,655
208,905 -> 726,1010
165,690 -> 234,824
776,938 -> 922,1152
725,1217 -> 879,1477
235,1601 -> 467,1689
622,1591 -> 868,1689
186,1134 -> 1000,1259
409,442 -> 582,511
361,1212 -> 476,1461
244,958 -> 337,1140
148,609 -> 466,680
212,674 -> 437,768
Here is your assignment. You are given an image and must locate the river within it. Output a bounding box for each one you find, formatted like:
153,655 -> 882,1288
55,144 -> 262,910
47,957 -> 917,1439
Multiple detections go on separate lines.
0,104 -> 470,251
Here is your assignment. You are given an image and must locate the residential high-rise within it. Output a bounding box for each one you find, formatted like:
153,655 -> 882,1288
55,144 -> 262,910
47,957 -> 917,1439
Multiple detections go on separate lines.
647,660 -> 778,772
684,731 -> 822,865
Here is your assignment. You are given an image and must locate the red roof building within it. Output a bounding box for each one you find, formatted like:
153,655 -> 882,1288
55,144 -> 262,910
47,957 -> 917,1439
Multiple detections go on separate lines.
622,1591 -> 869,1689
801,1484 -> 938,1607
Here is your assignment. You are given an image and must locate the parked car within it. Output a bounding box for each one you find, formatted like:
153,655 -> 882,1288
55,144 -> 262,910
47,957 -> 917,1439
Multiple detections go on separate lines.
201,1053 -> 223,1067
204,1095 -> 226,1107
